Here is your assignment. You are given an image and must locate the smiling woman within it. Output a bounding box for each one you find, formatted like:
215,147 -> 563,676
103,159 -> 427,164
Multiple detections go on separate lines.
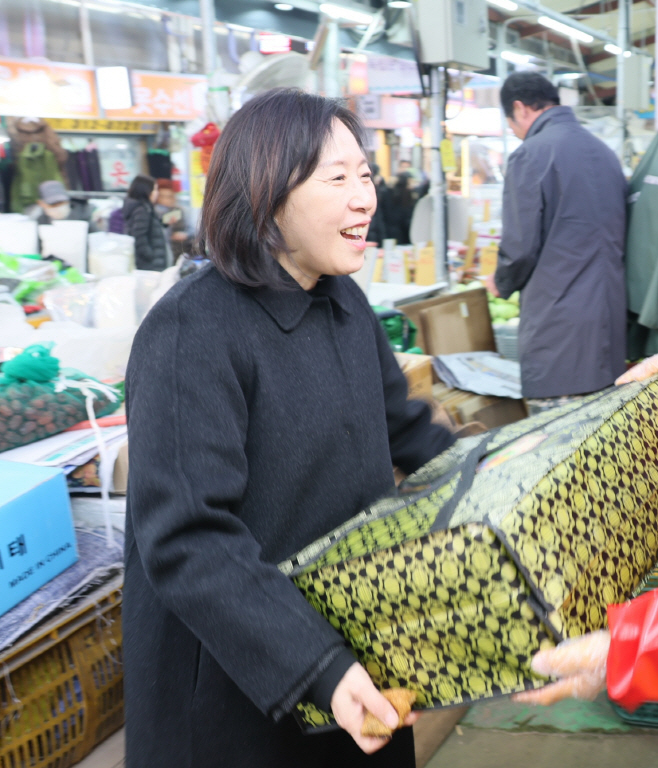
199,89 -> 375,289
122,88 -> 455,768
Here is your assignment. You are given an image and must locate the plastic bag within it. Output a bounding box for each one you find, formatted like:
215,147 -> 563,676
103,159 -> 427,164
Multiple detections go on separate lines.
0,344 -> 122,453
607,589 -> 658,711
87,232 -> 135,278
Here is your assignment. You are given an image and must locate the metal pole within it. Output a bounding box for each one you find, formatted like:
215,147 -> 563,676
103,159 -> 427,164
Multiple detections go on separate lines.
496,25 -> 509,170
199,0 -> 216,75
430,66 -> 447,284
79,0 -> 94,68
616,0 -> 628,121
323,17 -> 341,98
616,0 -> 629,163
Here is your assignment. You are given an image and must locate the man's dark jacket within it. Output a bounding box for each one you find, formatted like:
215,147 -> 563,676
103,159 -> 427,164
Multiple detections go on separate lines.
495,106 -> 627,398
123,197 -> 169,271
123,265 -> 454,768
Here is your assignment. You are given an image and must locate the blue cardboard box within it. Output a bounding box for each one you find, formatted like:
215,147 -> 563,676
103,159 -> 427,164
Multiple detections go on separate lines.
0,460 -> 78,617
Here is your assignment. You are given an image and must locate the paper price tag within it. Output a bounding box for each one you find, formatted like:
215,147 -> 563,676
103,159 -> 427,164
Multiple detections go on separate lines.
440,139 -> 457,173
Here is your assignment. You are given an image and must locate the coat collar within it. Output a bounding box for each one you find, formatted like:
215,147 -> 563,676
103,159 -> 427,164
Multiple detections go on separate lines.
250,269 -> 353,332
526,106 -> 577,140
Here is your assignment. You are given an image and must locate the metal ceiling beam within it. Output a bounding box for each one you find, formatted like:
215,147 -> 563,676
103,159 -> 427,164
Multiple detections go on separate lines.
510,0 -> 645,51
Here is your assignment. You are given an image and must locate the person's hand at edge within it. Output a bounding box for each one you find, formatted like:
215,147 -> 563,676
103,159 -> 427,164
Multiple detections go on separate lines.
485,274 -> 500,297
615,355 -> 658,385
331,662 -> 420,753
512,630 -> 610,706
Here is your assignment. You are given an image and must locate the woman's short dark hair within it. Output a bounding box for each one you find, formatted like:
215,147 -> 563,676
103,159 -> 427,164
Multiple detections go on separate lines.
128,174 -> 156,202
500,72 -> 560,118
198,88 -> 368,289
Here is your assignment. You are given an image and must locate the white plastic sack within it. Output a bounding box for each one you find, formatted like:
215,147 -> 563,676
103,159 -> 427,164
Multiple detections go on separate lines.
39,220 -> 89,272
34,320 -> 136,380
43,283 -> 96,326
93,275 -> 137,329
0,215 -> 38,255
88,232 -> 135,278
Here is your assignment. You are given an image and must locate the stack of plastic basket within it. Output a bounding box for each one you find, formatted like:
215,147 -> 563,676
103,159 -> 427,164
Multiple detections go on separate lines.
493,323 -> 519,362
0,576 -> 124,768
609,560 -> 658,727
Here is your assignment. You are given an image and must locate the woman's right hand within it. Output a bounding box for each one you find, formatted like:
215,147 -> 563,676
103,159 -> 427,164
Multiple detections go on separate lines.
615,355 -> 658,385
330,663 -> 420,754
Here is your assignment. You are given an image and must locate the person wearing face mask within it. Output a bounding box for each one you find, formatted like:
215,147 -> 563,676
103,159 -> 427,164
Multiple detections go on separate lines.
123,174 -> 171,271
154,180 -> 194,260
25,180 -> 98,230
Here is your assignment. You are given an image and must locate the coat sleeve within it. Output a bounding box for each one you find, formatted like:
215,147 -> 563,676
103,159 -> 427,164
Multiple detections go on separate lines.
370,309 -> 455,474
128,204 -> 156,265
125,296 -> 353,722
495,147 -> 545,299
606,588 -> 658,712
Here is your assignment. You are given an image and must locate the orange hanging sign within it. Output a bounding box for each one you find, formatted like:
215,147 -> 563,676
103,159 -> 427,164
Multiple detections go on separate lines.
0,57 -> 99,118
104,71 -> 208,122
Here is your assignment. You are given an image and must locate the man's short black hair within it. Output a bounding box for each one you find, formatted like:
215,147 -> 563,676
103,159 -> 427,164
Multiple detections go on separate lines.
500,71 -> 560,118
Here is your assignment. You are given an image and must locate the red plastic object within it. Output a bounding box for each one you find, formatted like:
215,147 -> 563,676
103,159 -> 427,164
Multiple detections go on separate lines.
607,588 -> 658,712
191,122 -> 221,148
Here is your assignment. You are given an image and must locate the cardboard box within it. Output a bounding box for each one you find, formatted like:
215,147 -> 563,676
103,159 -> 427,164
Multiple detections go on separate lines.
0,461 -> 78,616
112,440 -> 129,495
432,382 -> 527,429
420,288 -> 496,356
398,288 -> 495,356
395,353 -> 434,402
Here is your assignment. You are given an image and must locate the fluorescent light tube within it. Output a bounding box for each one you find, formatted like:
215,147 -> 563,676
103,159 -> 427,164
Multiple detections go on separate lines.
500,50 -> 531,64
537,16 -> 593,44
319,3 -> 373,24
487,0 -> 519,12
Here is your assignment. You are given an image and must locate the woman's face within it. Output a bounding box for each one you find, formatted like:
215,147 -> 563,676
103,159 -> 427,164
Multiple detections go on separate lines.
277,119 -> 376,290
150,185 -> 159,204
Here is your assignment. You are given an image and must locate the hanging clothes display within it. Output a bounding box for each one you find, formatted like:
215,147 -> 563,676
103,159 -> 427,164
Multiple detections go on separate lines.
625,132 -> 658,359
9,141 -> 63,212
7,117 -> 68,182
147,148 -> 173,180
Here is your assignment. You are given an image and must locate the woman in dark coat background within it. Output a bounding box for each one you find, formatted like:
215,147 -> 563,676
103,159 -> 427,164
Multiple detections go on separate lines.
383,172 -> 419,245
123,174 -> 170,271
123,90 -> 455,768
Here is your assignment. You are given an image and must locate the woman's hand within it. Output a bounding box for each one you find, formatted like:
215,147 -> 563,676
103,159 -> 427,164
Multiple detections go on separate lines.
331,663 -> 420,754
615,355 -> 658,385
513,631 -> 610,706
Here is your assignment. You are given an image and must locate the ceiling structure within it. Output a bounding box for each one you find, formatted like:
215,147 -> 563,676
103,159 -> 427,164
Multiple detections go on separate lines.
106,0 -> 656,101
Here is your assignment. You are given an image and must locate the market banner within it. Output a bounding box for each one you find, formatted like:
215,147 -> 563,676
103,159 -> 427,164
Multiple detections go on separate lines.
104,71 -> 208,122
0,57 -> 99,118
367,55 -> 422,95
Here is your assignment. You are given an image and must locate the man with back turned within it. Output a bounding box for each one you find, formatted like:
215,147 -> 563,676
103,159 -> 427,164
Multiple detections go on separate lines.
486,71 -> 627,415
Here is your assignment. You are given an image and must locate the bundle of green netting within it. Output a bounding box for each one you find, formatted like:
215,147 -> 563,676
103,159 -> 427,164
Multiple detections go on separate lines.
0,344 -> 121,452
279,379 -> 658,731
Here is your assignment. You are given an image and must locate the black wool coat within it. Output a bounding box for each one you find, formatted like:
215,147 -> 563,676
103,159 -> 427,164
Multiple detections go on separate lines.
123,264 -> 454,768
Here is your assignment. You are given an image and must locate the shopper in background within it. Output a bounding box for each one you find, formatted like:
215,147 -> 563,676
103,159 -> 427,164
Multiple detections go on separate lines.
486,71 -> 627,414
365,163 -> 388,245
154,179 -> 193,259
383,171 -> 418,245
122,89 -> 455,768
25,180 -> 98,231
123,174 -> 170,271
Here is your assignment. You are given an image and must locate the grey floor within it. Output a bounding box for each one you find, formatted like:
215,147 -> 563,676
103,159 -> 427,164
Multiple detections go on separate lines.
78,721 -> 658,768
